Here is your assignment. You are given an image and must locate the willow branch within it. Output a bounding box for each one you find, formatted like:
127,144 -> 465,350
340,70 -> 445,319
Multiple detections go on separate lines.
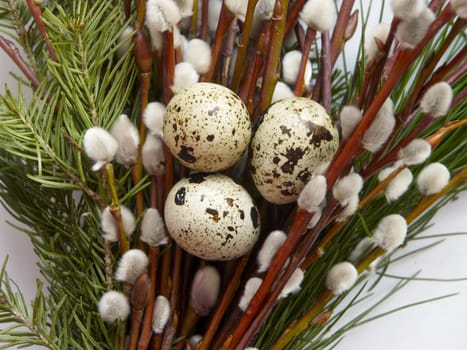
231,0 -> 259,92
257,0 -> 289,115
0,36 -> 39,89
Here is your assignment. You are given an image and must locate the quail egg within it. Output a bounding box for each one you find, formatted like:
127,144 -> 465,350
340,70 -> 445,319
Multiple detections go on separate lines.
250,97 -> 339,204
164,173 -> 260,260
163,83 -> 251,172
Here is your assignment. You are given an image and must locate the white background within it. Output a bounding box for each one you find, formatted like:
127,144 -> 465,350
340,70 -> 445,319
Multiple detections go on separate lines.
1,2 -> 467,349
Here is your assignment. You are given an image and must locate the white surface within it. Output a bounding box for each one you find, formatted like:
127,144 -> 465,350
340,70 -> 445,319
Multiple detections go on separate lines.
1,3 -> 467,350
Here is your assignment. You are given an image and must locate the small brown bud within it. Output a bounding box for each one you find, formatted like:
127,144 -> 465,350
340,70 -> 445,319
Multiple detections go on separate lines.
134,29 -> 153,74
130,273 -> 151,310
344,10 -> 359,41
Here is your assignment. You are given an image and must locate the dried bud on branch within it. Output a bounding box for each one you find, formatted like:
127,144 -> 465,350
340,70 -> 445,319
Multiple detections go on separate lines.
190,266 -> 221,316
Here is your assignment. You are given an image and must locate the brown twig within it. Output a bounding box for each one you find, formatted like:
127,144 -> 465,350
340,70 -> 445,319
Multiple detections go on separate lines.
293,28 -> 315,96
284,0 -> 307,40
197,254 -> 251,350
0,36 -> 40,89
202,4 -> 235,82
231,0 -> 259,92
25,0 -> 57,61
330,0 -> 355,67
257,0 -> 289,115
320,30 -> 332,112
201,0 -> 209,40
221,19 -> 238,86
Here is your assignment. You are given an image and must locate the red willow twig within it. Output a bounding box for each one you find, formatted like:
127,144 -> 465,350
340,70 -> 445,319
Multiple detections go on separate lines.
330,0 -> 355,67
202,4 -> 235,82
257,0 -> 289,115
230,0 -> 259,92
284,0 -> 306,39
24,0 -> 57,61
0,36 -> 39,89
320,30 -> 332,113
293,28 -> 315,96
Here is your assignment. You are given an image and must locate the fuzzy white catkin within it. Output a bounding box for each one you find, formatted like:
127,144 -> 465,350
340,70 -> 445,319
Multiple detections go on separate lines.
378,164 -> 398,182
297,175 -> 327,213
142,134 -> 166,176
225,0 -> 249,21
172,62 -> 199,93
143,102 -> 166,138
300,0 -> 337,32
279,268 -> 304,299
190,266 -> 221,316
398,138 -> 431,166
395,8 -> 435,50
372,214 -> 407,250
451,0 -> 467,18
176,0 -> 194,17
419,82 -> 453,117
332,173 -> 363,207
340,105 -> 362,140
385,168 -> 413,202
348,237 -> 376,264
365,23 -> 390,61
115,249 -> 149,284
111,114 -> 140,167
335,194 -> 359,222
152,295 -> 170,333
117,26 -> 134,58
98,291 -> 131,323
416,162 -> 451,196
282,50 -> 312,86
325,262 -> 358,295
183,39 -> 212,74
239,277 -> 262,311
101,205 -> 136,242
271,81 -> 295,103
257,230 -> 287,273
362,99 -> 396,152
146,0 -> 182,33
390,0 -> 426,20
83,127 -> 118,171
140,208 -> 168,246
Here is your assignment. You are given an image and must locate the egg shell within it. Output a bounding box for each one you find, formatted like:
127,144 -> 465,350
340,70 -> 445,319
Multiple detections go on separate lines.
164,173 -> 260,260
250,97 -> 339,204
163,83 -> 251,172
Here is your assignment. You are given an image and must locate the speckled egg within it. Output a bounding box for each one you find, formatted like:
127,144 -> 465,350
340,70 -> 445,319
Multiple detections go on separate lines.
163,83 -> 251,172
250,97 -> 339,204
164,173 -> 260,260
